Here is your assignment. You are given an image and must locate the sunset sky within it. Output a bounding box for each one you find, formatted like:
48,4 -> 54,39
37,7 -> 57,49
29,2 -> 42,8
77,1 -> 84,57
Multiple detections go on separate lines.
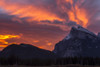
0,0 -> 100,51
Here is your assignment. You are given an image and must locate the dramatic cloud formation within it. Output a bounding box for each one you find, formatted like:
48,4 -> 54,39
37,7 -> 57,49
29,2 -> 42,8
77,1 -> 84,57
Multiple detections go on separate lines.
0,0 -> 64,21
0,0 -> 100,50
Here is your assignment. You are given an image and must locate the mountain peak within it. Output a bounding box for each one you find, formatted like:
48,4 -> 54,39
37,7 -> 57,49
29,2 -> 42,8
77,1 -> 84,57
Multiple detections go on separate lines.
53,26 -> 100,57
20,43 -> 33,47
64,26 -> 96,40
72,25 -> 96,36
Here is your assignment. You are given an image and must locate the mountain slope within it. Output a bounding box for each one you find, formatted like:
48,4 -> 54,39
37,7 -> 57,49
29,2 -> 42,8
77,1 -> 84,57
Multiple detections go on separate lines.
53,26 -> 100,57
0,44 -> 55,59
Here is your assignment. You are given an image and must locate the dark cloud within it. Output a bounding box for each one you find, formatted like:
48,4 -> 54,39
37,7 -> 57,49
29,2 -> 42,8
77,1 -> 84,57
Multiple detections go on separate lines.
67,21 -> 77,26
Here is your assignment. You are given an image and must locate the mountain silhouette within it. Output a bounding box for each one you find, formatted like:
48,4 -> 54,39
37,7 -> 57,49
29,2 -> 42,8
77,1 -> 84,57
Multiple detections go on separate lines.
53,26 -> 100,57
0,44 -> 55,59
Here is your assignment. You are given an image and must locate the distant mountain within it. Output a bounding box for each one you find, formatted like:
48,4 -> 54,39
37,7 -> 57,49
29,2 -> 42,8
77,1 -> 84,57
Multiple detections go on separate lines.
0,44 -> 55,59
53,26 -> 100,57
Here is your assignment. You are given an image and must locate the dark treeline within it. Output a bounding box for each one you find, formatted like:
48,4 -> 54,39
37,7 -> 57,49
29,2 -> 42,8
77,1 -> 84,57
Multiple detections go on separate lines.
0,56 -> 100,66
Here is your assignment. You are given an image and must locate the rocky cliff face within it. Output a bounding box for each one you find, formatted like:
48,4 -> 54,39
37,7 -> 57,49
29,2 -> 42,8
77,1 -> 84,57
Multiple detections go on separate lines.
53,26 -> 100,57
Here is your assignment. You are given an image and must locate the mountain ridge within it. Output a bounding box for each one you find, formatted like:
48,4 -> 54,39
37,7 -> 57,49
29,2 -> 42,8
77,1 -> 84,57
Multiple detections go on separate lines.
53,26 -> 100,57
0,43 -> 56,59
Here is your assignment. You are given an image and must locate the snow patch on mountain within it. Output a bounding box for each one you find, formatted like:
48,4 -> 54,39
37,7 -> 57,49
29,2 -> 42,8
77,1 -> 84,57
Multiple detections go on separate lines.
64,25 -> 97,40
64,34 -> 72,40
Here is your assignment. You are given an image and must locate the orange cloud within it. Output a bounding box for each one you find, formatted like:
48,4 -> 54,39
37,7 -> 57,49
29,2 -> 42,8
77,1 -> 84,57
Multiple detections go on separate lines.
66,0 -> 88,27
45,40 -> 52,46
33,40 -> 39,43
0,0 -> 64,22
47,43 -> 52,46
0,45 -> 8,48
0,34 -> 20,44
38,46 -> 44,49
0,0 -> 89,31
57,0 -> 88,27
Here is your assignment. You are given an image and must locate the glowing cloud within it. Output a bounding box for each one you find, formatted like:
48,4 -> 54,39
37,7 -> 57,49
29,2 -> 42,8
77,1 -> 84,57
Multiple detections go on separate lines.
0,45 -> 8,48
0,0 -> 89,29
47,43 -> 52,46
64,0 -> 88,27
0,34 -> 20,44
0,0 -> 64,22
33,40 -> 39,43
